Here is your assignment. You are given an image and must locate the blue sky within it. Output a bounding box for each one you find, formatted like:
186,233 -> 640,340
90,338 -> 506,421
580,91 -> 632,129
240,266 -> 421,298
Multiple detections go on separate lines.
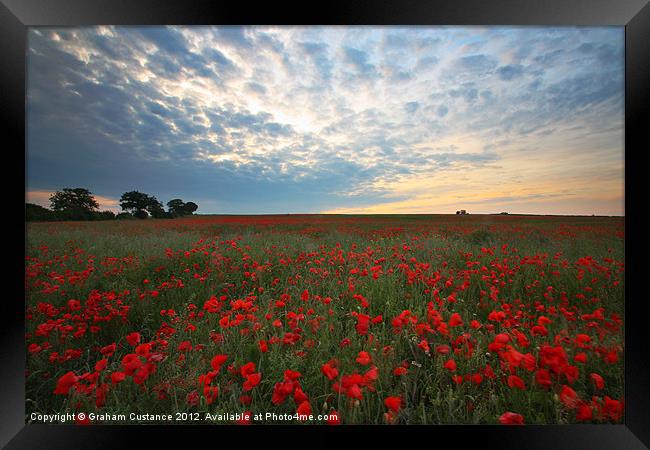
26,26 -> 624,215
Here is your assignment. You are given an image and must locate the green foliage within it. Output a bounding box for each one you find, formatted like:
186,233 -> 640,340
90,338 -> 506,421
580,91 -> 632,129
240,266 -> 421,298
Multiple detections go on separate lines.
167,199 -> 199,217
94,210 -> 116,220
49,188 -> 99,212
466,228 -> 495,245
26,203 -> 55,222
184,202 -> 198,215
28,188 -> 198,222
167,199 -> 186,217
120,191 -> 163,219
26,203 -> 116,222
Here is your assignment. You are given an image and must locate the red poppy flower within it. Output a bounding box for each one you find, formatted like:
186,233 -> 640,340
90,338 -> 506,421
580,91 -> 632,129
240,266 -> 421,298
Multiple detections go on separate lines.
384,396 -> 402,413
603,396 -> 623,421
363,366 -> 378,385
203,385 -> 219,404
258,340 -> 268,353
75,415 -> 91,425
449,313 -> 463,327
559,385 -> 579,409
294,386 -> 309,404
211,354 -> 228,371
94,358 -> 108,372
178,340 -> 192,352
284,369 -> 302,381
28,343 -> 41,353
507,375 -> 526,390
272,381 -> 293,405
535,369 -> 552,389
110,371 -> 126,385
243,372 -> 261,391
53,371 -> 78,395
135,343 -> 151,356
499,412 -> 524,425
590,373 -> 605,390
356,351 -> 372,365
576,404 -> 593,421
444,359 -> 457,372
326,411 -> 341,425
297,400 -> 312,418
126,332 -> 141,346
436,345 -> 450,355
347,383 -> 363,400
573,352 -> 587,363
321,362 -> 339,380
240,362 -> 256,377
100,343 -> 116,356
121,353 -> 143,376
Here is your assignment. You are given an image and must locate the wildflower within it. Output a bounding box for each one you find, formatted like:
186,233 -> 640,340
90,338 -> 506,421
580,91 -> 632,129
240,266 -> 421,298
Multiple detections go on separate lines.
54,371 -> 78,395
499,412 -> 524,425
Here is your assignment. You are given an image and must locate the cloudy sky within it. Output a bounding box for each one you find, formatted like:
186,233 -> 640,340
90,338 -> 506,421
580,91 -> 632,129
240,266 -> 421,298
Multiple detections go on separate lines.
26,26 -> 624,215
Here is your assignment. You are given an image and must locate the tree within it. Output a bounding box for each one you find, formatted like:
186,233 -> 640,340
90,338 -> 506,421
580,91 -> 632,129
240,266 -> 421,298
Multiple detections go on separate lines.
120,191 -> 150,215
116,212 -> 135,220
120,191 -> 170,219
167,199 -> 186,217
26,203 -> 55,221
166,199 -> 199,217
183,202 -> 198,215
49,188 -> 99,220
92,210 -> 116,220
147,198 -> 168,218
120,191 -> 154,218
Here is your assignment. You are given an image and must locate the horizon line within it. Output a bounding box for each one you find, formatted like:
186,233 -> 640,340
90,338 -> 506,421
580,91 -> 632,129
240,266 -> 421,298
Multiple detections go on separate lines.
182,212 -> 626,218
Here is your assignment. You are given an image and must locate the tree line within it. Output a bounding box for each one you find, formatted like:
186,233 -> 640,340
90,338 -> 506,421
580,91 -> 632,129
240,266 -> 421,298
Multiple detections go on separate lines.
26,188 -> 198,222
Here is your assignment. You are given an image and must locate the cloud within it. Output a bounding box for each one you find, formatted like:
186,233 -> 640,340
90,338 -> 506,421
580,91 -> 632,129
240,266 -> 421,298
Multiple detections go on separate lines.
343,46 -> 377,78
246,81 -> 267,94
455,54 -> 498,73
404,102 -> 420,114
301,41 -> 333,80
497,64 -> 524,81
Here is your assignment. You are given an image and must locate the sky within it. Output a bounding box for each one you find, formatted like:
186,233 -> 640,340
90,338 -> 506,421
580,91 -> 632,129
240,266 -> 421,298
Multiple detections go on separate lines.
26,26 -> 624,215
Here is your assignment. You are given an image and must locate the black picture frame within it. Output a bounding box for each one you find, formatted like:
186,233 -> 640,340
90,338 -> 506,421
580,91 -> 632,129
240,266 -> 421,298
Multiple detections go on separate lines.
3,0 -> 649,448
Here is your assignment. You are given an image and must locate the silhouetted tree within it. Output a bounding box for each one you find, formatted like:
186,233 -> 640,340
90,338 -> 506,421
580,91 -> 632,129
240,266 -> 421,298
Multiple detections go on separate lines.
120,191 -> 149,216
120,191 -> 161,218
183,202 -> 198,215
26,203 -> 55,221
49,188 -> 99,220
147,198 -> 168,218
167,199 -> 186,217
167,198 -> 199,217
166,199 -> 198,217
92,210 -> 116,220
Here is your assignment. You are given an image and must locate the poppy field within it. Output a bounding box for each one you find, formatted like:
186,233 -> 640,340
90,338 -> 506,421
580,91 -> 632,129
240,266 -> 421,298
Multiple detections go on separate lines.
25,214 -> 625,425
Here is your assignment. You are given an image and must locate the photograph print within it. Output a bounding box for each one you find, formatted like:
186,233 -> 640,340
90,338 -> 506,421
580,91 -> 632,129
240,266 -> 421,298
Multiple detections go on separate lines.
25,25 -> 624,425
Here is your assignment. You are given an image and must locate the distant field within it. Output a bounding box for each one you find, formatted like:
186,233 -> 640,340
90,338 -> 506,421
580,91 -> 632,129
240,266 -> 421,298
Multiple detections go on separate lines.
25,214 -> 625,424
